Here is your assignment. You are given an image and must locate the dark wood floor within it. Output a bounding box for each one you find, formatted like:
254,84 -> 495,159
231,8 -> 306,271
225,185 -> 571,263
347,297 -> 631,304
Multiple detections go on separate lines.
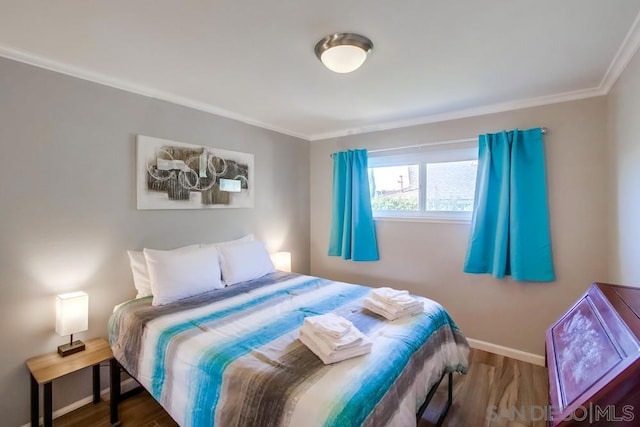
54,348 -> 548,427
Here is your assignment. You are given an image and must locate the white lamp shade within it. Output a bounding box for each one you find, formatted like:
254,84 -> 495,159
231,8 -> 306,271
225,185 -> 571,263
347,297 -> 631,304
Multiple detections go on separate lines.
271,252 -> 292,272
55,291 -> 88,336
321,45 -> 368,73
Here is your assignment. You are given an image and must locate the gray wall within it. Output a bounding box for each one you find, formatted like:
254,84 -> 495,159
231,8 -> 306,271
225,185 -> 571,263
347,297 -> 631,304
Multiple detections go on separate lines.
607,48 -> 640,286
0,57 -> 310,426
4,47 -> 638,425
310,97 -> 610,356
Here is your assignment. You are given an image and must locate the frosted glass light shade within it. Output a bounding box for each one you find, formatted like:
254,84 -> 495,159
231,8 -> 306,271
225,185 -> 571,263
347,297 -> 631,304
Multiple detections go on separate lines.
55,291 -> 88,336
321,45 -> 368,73
272,252 -> 292,272
314,33 -> 373,74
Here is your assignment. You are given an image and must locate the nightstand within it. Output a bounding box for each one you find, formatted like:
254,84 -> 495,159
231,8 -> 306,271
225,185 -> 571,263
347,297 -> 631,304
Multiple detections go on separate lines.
26,337 -> 113,427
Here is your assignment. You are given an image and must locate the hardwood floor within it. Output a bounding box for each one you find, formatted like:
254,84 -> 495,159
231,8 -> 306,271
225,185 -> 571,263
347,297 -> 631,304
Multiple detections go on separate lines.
420,349 -> 549,427
53,389 -> 177,427
54,348 -> 548,426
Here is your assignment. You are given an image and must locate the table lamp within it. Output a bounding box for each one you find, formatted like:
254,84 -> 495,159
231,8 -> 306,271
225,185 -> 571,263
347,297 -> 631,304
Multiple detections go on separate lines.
55,291 -> 88,357
272,252 -> 292,272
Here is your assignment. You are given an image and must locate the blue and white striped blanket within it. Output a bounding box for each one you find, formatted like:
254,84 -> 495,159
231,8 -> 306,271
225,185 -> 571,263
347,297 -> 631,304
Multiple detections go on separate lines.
109,272 -> 469,426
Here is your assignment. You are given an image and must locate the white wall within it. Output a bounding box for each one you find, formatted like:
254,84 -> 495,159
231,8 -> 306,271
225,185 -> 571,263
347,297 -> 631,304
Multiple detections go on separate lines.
310,97 -> 610,356
607,47 -> 640,286
0,57 -> 310,427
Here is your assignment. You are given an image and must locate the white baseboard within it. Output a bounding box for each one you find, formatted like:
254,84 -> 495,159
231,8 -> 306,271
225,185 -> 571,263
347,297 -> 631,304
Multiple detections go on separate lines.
21,378 -> 139,427
467,338 -> 546,367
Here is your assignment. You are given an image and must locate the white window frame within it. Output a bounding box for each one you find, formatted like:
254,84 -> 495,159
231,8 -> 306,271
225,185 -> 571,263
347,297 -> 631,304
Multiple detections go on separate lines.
368,142 -> 478,223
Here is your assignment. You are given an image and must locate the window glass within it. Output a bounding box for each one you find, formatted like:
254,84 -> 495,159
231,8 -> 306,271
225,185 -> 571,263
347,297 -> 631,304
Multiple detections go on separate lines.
426,160 -> 477,212
367,144 -> 478,221
370,165 -> 419,211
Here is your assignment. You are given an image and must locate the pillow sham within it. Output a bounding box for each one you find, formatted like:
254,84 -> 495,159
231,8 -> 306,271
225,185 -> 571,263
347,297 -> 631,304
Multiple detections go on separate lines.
218,239 -> 275,286
127,250 -> 153,298
127,234 -> 253,298
144,245 -> 223,306
208,234 -> 254,248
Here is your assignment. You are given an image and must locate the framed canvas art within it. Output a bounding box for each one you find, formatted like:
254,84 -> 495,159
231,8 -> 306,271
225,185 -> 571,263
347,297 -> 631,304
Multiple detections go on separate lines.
137,135 -> 254,209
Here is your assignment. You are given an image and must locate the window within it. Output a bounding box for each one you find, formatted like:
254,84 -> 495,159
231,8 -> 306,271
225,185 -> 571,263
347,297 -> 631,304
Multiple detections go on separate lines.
369,165 -> 419,212
368,142 -> 478,221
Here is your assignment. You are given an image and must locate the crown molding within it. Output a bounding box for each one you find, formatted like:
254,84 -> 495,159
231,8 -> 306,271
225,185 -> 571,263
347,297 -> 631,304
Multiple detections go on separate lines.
309,8 -> 640,141
3,5 -> 640,144
308,86 -> 606,141
600,10 -> 640,92
0,45 -> 310,141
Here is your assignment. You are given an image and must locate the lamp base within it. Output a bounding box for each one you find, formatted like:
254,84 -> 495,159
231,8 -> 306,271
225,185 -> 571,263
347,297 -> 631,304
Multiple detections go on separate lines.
58,340 -> 86,357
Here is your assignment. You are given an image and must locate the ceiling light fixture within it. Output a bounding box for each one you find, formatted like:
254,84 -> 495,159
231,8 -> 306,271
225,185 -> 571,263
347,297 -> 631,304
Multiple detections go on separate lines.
314,33 -> 373,74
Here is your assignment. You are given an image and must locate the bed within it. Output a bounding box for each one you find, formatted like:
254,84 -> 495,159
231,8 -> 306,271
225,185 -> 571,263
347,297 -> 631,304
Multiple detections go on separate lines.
108,271 -> 469,426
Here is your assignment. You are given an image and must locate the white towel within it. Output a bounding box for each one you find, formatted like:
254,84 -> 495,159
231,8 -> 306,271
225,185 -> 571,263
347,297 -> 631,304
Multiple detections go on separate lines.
303,313 -> 353,339
299,328 -> 372,364
363,296 -> 424,320
371,287 -> 421,311
371,287 -> 409,300
300,324 -> 363,351
373,294 -> 422,311
372,296 -> 423,317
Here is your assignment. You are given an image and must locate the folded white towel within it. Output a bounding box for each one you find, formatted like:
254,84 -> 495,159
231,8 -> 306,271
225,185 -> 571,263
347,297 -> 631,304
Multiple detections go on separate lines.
363,296 -> 424,320
372,296 -> 423,317
300,324 -> 363,351
372,293 -> 421,310
371,287 -> 409,301
303,313 -> 353,339
371,287 -> 421,311
299,328 -> 372,365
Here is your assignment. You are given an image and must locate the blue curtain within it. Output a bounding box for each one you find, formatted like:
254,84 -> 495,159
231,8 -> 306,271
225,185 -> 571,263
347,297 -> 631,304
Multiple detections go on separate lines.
464,128 -> 555,282
328,149 -> 379,261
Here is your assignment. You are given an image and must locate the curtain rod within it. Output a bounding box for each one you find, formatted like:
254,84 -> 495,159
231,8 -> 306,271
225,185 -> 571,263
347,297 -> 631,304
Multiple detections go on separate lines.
331,127 -> 547,157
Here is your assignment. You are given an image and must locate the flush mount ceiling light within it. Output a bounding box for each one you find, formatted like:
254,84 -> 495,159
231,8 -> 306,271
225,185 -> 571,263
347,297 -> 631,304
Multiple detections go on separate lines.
314,33 -> 373,73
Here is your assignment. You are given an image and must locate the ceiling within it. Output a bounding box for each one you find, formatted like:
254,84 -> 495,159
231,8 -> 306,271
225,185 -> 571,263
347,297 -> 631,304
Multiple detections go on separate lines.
1,0 -> 640,140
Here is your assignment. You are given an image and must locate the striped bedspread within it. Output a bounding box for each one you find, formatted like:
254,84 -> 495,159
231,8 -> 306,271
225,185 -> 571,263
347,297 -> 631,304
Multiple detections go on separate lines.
109,272 -> 469,427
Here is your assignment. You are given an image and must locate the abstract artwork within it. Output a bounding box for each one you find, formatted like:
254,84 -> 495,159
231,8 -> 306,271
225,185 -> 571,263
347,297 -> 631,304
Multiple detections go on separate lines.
137,135 -> 254,209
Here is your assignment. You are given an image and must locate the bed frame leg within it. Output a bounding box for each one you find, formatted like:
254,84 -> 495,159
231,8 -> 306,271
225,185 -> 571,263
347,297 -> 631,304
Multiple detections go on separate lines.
416,371 -> 454,426
435,372 -> 453,427
110,358 -> 121,426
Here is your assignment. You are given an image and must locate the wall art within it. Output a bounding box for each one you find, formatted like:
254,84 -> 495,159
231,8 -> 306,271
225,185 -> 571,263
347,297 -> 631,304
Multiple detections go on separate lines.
137,135 -> 254,209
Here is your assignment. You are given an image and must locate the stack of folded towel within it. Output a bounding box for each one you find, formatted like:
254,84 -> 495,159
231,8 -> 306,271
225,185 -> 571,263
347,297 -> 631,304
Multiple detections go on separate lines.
299,313 -> 372,364
363,287 -> 424,320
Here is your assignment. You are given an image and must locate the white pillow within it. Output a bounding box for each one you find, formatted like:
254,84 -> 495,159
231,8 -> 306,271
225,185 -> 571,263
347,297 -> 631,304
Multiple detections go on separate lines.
144,245 -> 223,306
206,234 -> 254,249
127,235 -> 253,298
218,240 -> 275,286
127,250 -> 153,298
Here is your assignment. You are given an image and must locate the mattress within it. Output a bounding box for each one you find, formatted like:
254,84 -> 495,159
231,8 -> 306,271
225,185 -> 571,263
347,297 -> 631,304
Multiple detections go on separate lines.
108,272 -> 469,426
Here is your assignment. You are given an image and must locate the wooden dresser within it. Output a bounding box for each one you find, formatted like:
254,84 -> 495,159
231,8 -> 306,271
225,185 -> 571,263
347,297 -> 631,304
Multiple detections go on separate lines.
545,283 -> 640,426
